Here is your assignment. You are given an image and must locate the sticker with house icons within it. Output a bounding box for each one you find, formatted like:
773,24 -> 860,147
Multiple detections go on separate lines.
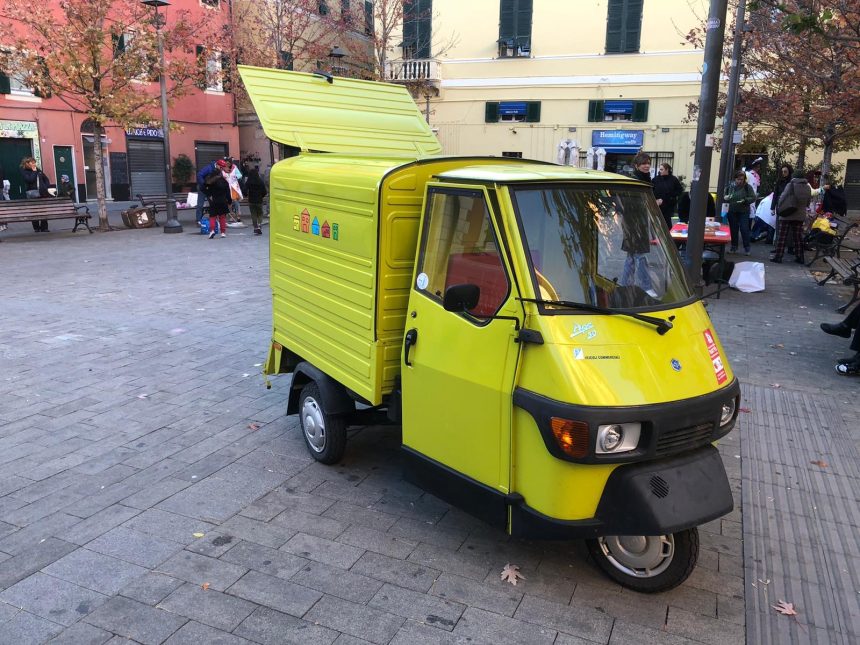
298,208 -> 339,241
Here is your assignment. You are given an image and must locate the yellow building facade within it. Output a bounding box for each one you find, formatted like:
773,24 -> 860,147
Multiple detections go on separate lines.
385,0 -> 859,201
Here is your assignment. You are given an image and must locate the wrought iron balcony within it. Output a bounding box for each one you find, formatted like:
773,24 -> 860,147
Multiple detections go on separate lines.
385,59 -> 441,84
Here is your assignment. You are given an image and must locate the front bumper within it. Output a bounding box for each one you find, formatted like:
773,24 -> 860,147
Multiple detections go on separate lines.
510,445 -> 733,538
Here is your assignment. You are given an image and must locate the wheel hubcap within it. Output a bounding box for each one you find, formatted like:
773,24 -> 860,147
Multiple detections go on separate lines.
301,396 -> 326,453
598,534 -> 675,578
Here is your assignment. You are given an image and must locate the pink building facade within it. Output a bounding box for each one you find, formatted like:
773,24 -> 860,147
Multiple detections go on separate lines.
0,0 -> 239,202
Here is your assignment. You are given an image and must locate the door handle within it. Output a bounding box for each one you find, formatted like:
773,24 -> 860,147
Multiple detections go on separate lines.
404,328 -> 418,366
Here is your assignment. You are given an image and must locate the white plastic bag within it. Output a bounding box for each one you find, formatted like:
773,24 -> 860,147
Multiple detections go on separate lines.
755,193 -> 775,227
186,192 -> 198,208
728,261 -> 765,293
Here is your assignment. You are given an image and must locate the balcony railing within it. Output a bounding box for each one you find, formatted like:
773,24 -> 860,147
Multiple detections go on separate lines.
385,59 -> 441,83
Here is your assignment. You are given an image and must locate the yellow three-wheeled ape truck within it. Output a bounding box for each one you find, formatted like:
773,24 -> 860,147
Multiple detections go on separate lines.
243,66 -> 740,593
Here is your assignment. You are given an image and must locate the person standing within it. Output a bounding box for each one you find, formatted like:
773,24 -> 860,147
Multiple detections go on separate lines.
761,163 -> 793,245
195,158 -> 220,225
631,151 -> 652,182
652,162 -> 683,229
772,170 -> 812,264
724,171 -> 756,255
245,166 -> 267,235
202,164 -> 231,239
20,157 -> 51,232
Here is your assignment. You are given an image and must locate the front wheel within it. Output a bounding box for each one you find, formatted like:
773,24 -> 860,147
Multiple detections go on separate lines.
298,381 -> 347,464
586,528 -> 699,593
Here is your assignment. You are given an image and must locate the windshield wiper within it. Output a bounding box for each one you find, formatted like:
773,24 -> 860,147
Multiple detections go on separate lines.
518,297 -> 674,335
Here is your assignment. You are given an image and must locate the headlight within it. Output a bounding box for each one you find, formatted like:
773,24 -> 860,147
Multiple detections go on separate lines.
720,398 -> 737,426
596,423 -> 640,454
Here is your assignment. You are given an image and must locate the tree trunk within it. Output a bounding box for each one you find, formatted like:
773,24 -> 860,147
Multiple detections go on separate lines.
796,136 -> 807,170
821,127 -> 835,186
92,122 -> 110,231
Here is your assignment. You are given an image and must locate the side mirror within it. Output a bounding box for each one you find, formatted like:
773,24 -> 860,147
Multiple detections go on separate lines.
443,284 -> 480,312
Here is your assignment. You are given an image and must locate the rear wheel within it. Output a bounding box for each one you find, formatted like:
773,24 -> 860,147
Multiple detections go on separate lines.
586,527 -> 698,593
299,381 -> 347,464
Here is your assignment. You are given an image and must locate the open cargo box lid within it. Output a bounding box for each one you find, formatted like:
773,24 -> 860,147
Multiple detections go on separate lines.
238,66 -> 442,156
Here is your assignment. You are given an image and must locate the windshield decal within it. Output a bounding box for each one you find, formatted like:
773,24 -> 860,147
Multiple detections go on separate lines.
295,208 -> 339,241
571,322 -> 597,340
573,348 -> 619,361
416,273 -> 429,290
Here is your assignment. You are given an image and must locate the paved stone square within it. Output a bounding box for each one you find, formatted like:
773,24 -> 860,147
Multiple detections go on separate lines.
0,214 -> 857,644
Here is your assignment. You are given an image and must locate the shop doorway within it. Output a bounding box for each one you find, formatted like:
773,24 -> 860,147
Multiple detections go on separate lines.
53,145 -> 78,202
604,153 -> 635,176
127,138 -> 166,196
194,141 -> 229,174
846,160 -> 860,212
0,138 -> 33,199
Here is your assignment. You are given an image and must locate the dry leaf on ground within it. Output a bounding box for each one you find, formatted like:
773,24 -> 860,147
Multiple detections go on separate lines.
248,423 -> 260,431
739,407 -> 751,413
201,582 -> 210,591
772,600 -> 798,616
500,563 -> 525,586
810,460 -> 828,468
770,383 -> 781,388
192,532 -> 205,538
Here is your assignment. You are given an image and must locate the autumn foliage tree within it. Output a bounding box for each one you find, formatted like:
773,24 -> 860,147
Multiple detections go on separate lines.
0,0 -> 216,230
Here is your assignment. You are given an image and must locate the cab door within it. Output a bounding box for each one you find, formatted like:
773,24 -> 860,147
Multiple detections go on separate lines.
401,185 -> 523,519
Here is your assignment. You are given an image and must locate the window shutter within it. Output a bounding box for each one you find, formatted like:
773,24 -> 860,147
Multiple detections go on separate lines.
605,0 -> 623,53
485,102 -> 500,123
516,0 -> 532,46
195,45 -> 206,90
221,52 -> 232,93
623,0 -> 643,53
499,0 -> 515,40
587,100 -> 604,122
0,71 -> 10,95
525,101 -> 541,123
112,33 -> 126,55
403,0 -> 417,54
319,1 -> 329,16
632,100 -> 648,122
417,0 -> 432,59
32,57 -> 51,98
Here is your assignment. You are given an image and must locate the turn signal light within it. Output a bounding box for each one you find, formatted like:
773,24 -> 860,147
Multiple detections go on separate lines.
550,418 -> 590,458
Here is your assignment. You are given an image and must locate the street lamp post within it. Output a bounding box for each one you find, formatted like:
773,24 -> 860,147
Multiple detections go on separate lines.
329,46 -> 346,75
143,0 -> 182,234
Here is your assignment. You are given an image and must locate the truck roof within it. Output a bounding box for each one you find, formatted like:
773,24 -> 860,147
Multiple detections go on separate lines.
435,163 -> 636,184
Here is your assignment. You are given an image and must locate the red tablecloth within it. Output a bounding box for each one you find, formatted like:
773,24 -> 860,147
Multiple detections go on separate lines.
670,223 -> 731,245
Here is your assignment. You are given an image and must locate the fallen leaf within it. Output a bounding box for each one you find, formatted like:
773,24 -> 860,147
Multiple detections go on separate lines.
770,383 -> 781,388
810,460 -> 828,468
770,344 -> 784,349
248,423 -> 260,431
772,600 -> 798,616
739,407 -> 751,413
192,532 -> 205,538
500,563 -> 525,586
201,582 -> 210,591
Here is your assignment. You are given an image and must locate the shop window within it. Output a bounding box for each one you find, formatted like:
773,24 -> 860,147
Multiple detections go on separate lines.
498,0 -> 532,57
417,188 -> 510,320
341,0 -> 352,24
196,46 -> 229,92
588,99 -> 648,122
605,0 -> 643,54
319,1 -> 329,16
200,0 -> 220,7
646,152 -> 675,173
402,0 -> 432,59
485,101 -> 541,123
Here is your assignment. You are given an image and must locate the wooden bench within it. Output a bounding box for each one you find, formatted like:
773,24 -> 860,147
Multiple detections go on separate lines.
818,255 -> 860,313
806,216 -> 858,265
0,198 -> 92,240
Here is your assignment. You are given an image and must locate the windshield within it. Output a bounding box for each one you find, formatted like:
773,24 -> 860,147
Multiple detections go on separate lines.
511,183 -> 693,310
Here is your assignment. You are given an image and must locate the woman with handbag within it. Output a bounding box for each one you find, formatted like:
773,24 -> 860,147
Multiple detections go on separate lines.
772,170 -> 812,264
20,157 -> 51,232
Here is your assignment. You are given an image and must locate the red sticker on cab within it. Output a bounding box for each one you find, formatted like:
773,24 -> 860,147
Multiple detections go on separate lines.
703,329 -> 728,384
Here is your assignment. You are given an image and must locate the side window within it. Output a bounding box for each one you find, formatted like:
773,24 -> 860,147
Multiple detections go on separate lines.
416,189 -> 510,319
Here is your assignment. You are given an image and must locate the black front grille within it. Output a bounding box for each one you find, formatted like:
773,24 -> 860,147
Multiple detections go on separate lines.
655,423 -> 714,457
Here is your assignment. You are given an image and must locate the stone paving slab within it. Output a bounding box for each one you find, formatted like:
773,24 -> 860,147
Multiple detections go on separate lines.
8,222 -> 848,644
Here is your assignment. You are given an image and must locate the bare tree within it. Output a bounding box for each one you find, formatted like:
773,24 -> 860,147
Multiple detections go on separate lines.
0,0 -> 214,230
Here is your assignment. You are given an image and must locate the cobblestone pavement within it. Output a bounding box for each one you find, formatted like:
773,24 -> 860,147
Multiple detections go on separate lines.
0,216 -> 853,644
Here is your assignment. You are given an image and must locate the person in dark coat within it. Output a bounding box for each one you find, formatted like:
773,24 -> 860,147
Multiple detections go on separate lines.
772,170 -> 812,264
652,162 -> 683,229
20,157 -> 51,232
677,191 -> 716,224
630,151 -> 652,183
822,183 -> 847,216
196,158 -> 223,224
203,160 -> 232,239
245,166 -> 268,235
